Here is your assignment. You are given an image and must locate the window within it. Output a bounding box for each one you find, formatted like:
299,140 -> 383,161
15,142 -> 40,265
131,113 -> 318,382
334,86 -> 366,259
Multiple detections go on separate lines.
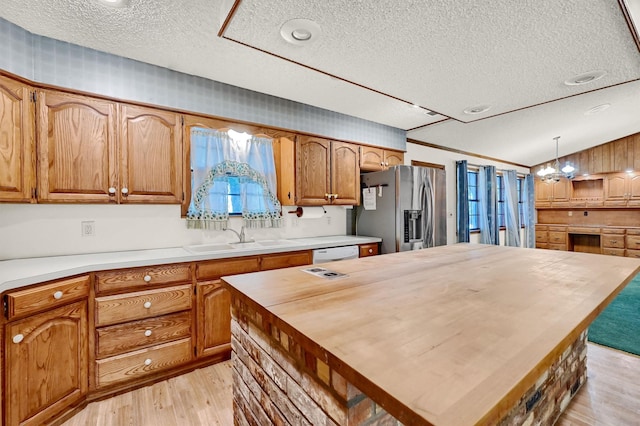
496,174 -> 505,228
467,170 -> 479,231
517,177 -> 524,227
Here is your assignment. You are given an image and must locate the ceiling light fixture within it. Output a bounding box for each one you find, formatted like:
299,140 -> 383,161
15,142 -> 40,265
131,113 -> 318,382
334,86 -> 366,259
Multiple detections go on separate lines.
537,136 -> 575,182
463,105 -> 491,115
280,19 -> 321,46
564,71 -> 607,86
98,0 -> 129,7
585,103 -> 611,115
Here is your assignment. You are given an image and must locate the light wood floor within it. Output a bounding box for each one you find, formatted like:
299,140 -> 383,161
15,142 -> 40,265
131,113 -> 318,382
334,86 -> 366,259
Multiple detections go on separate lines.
63,343 -> 640,426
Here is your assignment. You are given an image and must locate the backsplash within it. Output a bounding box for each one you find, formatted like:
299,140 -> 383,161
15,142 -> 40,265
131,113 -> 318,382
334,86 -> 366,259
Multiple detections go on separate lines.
0,204 -> 347,260
0,17 -> 405,150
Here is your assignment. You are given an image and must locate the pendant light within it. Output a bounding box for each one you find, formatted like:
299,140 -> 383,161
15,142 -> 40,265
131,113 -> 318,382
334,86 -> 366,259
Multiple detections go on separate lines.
537,137 -> 575,182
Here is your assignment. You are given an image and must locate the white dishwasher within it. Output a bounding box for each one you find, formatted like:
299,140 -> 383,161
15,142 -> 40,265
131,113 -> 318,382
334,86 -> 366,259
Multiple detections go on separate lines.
312,245 -> 359,264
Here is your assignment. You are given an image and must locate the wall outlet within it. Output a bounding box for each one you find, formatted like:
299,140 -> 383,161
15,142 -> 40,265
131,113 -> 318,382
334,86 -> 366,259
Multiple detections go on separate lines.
568,211 -> 573,216
81,220 -> 95,237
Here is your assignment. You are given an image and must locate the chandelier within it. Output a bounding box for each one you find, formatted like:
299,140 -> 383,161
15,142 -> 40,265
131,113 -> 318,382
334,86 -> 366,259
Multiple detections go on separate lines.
537,136 -> 575,182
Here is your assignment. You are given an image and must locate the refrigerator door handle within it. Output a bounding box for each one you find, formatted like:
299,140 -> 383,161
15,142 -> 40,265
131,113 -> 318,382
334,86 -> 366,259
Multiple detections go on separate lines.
421,178 -> 435,248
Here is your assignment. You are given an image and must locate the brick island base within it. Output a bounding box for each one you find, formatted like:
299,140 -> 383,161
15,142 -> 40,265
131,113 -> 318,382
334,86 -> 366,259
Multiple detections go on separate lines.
229,295 -> 587,426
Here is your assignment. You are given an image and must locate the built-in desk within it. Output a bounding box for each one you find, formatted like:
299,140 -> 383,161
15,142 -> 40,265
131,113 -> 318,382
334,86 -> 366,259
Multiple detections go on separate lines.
222,244 -> 640,425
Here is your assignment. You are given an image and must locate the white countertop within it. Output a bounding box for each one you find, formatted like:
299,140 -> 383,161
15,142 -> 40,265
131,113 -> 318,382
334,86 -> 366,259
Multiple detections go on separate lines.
0,235 -> 380,292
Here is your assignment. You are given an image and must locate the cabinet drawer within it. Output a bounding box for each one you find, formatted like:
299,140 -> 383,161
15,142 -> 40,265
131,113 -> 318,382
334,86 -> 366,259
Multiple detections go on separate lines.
96,338 -> 192,388
602,235 -> 625,248
95,263 -> 191,294
261,251 -> 312,271
547,243 -> 567,251
626,228 -> 640,236
96,311 -> 192,359
548,232 -> 566,244
626,249 -> 640,258
359,243 -> 379,257
602,228 -> 626,235
95,284 -> 192,327
568,226 -> 600,234
602,248 -> 625,257
535,225 -> 548,231
535,232 -> 548,243
548,226 -> 567,232
196,257 -> 260,280
626,236 -> 640,250
536,242 -> 549,249
5,275 -> 90,319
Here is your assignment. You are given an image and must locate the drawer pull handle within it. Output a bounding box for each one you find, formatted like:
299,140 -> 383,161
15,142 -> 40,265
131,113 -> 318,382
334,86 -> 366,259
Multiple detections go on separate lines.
143,275 -> 152,283
12,334 -> 24,344
144,358 -> 152,366
53,291 -> 63,300
144,330 -> 152,337
143,301 -> 152,309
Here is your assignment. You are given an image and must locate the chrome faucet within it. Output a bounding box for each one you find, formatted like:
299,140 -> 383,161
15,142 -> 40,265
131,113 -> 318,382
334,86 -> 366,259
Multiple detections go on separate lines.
224,226 -> 249,243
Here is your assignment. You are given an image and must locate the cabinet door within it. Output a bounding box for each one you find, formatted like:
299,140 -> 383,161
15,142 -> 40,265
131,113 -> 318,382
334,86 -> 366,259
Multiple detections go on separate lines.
359,146 -> 384,172
37,90 -> 117,202
534,179 -> 551,207
0,76 -> 34,202
331,141 -> 360,205
295,136 -> 330,205
119,104 -> 183,203
604,173 -> 627,206
5,300 -> 88,426
626,174 -> 640,206
196,281 -> 231,358
384,150 -> 404,168
550,178 -> 570,206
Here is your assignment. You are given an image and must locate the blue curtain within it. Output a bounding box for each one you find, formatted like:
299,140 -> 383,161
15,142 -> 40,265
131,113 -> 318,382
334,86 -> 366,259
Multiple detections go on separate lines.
187,128 -> 282,230
456,160 -> 470,242
523,174 -> 536,248
478,166 -> 499,245
502,170 -> 521,247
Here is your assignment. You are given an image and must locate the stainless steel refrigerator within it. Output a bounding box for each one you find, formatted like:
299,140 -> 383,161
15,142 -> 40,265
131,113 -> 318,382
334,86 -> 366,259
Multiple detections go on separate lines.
356,165 -> 447,253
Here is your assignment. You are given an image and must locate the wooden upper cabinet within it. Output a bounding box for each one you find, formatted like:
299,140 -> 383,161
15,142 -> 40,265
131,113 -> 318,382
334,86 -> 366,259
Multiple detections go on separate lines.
37,90 -> 117,202
295,136 -> 360,205
119,104 -> 182,203
331,141 -> 360,204
384,150 -> 404,168
295,136 -> 331,205
360,146 -> 385,171
359,146 -> 404,171
604,173 -> 628,206
0,75 -> 34,202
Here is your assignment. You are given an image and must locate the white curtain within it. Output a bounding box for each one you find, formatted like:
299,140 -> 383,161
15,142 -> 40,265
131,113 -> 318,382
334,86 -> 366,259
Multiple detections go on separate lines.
187,128 -> 282,230
502,170 -> 521,247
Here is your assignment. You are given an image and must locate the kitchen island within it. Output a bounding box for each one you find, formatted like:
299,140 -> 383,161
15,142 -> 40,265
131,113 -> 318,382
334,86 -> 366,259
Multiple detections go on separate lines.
221,243 -> 640,425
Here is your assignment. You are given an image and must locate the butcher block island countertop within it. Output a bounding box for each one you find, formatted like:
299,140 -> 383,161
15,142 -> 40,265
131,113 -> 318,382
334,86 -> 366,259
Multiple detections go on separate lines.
221,243 -> 640,426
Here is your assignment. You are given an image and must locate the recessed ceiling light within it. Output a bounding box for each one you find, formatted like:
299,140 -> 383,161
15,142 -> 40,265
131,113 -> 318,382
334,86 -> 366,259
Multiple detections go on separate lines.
564,71 -> 607,86
463,105 -> 491,115
585,103 -> 611,115
98,0 -> 129,7
281,19 -> 321,46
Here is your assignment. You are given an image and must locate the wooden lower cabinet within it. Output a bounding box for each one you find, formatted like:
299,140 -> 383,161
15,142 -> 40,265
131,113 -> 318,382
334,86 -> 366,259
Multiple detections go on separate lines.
196,281 -> 231,359
5,300 -> 88,426
359,243 -> 379,257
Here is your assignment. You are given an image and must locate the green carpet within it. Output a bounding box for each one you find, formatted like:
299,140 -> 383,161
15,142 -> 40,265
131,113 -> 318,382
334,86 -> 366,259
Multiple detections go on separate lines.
588,273 -> 640,356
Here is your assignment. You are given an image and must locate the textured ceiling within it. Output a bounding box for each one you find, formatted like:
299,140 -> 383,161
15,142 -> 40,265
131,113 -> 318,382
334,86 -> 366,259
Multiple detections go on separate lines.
2,0 -> 640,166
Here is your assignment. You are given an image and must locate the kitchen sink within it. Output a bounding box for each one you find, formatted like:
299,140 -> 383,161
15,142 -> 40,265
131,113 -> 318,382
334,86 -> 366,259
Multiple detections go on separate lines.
183,243 -> 235,254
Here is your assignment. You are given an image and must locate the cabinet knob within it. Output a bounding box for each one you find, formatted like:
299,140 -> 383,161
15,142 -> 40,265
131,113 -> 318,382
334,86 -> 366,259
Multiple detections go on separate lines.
53,291 -> 63,300
324,193 -> 330,200
143,301 -> 152,309
332,193 -> 339,200
143,274 -> 152,282
108,187 -> 116,195
368,248 -> 373,253
385,162 -> 389,166
144,358 -> 152,366
144,330 -> 152,337
12,334 -> 24,344
121,187 -> 129,196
